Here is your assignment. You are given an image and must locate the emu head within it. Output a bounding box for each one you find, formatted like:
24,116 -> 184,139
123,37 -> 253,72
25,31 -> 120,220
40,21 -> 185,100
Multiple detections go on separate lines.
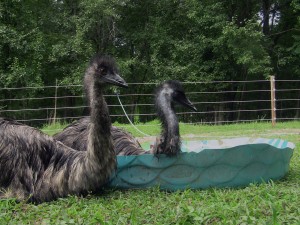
85,54 -> 128,88
156,80 -> 197,112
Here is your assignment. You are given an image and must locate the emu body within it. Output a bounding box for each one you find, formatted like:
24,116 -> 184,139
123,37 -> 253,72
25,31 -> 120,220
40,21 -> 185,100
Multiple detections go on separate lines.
55,118 -> 145,155
0,55 -> 127,203
0,119 -> 94,202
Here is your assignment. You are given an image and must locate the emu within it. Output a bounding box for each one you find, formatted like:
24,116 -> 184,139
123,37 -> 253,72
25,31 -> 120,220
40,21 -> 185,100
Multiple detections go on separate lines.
152,80 -> 197,155
54,80 -> 196,156
0,54 -> 128,203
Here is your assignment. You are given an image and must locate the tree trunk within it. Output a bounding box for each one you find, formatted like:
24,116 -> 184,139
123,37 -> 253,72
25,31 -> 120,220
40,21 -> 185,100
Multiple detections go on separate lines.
262,0 -> 270,35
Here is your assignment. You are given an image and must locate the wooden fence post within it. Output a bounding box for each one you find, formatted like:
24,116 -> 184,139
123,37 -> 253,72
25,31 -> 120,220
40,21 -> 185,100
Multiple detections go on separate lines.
270,76 -> 276,126
53,79 -> 58,124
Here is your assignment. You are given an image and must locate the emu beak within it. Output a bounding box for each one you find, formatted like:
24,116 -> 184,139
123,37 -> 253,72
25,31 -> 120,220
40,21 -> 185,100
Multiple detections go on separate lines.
178,97 -> 197,112
184,100 -> 197,112
103,73 -> 128,88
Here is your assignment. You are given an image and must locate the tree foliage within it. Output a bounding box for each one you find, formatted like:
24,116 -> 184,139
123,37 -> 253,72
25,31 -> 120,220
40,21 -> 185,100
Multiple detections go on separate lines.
0,0 -> 299,124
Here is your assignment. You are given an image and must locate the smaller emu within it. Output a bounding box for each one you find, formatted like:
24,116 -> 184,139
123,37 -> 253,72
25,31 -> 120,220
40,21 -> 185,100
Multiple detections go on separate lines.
152,80 -> 197,156
55,80 -> 196,156
0,54 -> 128,203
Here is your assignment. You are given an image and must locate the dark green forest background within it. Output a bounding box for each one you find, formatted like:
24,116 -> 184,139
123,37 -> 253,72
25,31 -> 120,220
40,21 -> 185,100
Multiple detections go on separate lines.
0,0 -> 299,126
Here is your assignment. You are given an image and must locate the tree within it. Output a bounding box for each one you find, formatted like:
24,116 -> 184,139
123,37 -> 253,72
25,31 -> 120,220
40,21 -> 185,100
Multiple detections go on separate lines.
0,0 -> 298,125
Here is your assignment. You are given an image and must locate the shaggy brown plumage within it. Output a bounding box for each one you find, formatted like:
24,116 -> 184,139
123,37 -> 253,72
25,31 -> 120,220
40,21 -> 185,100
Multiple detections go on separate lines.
54,80 -> 196,156
54,118 -> 146,155
152,80 -> 197,156
54,55 -> 147,155
0,54 -> 127,203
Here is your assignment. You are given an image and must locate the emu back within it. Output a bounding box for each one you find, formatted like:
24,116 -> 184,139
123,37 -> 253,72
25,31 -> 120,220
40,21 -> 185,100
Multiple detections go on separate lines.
0,118 -> 111,203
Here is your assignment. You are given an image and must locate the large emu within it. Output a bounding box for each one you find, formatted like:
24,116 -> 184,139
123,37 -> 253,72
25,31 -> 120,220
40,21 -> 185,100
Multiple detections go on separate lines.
54,80 -> 196,156
0,54 -> 128,203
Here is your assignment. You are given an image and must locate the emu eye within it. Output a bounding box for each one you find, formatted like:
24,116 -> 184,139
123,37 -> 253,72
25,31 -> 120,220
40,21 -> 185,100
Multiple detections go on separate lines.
174,91 -> 181,96
98,66 -> 107,75
173,91 -> 184,100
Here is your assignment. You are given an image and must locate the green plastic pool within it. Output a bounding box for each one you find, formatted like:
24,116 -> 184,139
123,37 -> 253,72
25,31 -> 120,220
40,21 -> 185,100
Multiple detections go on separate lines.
108,137 -> 295,190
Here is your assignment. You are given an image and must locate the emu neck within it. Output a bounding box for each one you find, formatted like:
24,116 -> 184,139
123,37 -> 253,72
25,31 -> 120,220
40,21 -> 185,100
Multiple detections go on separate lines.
156,94 -> 179,143
86,81 -> 115,173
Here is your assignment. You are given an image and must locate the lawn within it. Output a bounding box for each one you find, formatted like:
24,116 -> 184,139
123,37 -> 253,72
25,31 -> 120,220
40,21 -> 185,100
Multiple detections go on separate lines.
0,121 -> 299,224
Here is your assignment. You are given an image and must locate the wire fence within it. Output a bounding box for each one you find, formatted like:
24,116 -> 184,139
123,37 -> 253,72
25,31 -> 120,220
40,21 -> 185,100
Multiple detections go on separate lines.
0,79 -> 299,130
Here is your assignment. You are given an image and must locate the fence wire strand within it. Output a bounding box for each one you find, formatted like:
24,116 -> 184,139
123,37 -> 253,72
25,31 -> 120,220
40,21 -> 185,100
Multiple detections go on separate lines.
0,79 -> 299,126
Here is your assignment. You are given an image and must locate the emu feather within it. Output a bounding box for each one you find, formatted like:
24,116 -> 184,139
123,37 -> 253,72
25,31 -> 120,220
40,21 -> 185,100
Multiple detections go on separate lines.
54,80 -> 196,156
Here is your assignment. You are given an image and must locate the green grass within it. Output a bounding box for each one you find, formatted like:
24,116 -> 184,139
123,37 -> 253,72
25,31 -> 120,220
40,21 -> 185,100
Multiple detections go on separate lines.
41,122 -> 69,136
1,121 -> 299,224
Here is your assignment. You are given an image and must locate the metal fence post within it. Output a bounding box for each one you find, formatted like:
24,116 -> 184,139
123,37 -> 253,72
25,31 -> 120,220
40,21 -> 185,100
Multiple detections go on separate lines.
270,76 -> 276,126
